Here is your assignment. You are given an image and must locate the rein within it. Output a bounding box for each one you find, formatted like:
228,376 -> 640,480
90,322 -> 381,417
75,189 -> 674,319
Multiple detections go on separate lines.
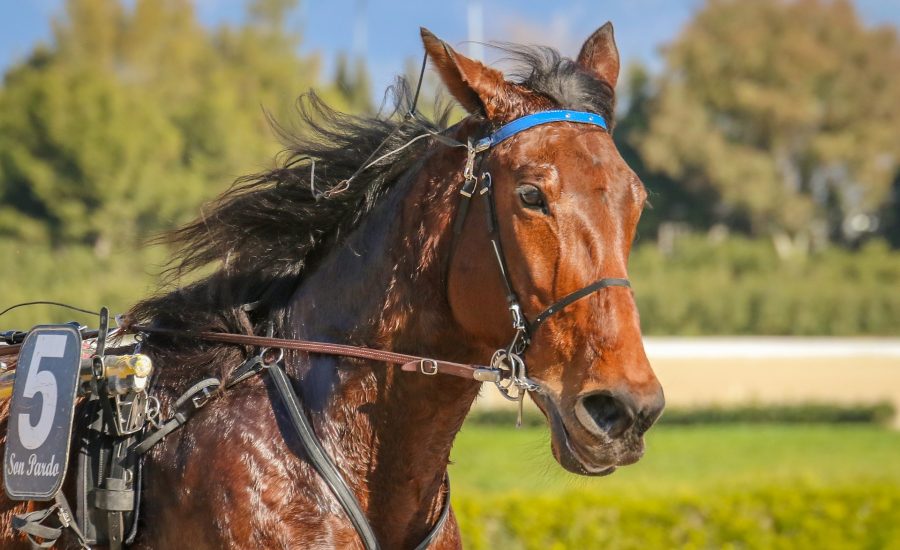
124,325 -> 501,382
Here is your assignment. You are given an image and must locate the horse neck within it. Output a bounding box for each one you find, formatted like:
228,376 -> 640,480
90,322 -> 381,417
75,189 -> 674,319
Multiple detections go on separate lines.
286,130 -> 485,545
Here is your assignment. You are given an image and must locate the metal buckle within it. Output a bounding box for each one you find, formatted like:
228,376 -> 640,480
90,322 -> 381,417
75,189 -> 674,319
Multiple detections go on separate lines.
419,358 -> 439,376
479,172 -> 492,195
459,176 -> 479,198
146,396 -> 162,429
191,387 -> 214,409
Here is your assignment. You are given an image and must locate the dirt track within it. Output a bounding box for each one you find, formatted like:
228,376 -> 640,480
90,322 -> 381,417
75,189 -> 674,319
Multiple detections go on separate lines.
477,338 -> 900,427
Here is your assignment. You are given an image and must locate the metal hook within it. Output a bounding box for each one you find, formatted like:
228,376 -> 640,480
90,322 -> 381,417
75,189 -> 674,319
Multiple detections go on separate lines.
323,179 -> 350,199
463,139 -> 477,184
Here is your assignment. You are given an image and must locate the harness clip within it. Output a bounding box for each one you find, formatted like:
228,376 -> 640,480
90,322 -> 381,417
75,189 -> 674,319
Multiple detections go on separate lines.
509,302 -> 527,332
463,139 -> 478,185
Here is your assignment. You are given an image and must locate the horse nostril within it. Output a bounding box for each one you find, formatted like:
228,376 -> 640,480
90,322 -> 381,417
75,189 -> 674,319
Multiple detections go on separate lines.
578,391 -> 636,439
638,389 -> 666,435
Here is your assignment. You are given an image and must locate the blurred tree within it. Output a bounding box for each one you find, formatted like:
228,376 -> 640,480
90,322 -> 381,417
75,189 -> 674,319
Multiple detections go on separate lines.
335,52 -> 373,114
0,0 -> 325,255
635,0 -> 900,254
880,174 -> 900,248
616,62 -> 720,246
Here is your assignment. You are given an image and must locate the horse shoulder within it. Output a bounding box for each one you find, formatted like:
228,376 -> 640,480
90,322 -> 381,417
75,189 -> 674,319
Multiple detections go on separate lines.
135,377 -> 358,549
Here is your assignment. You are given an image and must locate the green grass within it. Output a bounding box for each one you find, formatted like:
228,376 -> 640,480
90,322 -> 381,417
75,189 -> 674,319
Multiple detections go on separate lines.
449,423 -> 900,498
449,423 -> 900,548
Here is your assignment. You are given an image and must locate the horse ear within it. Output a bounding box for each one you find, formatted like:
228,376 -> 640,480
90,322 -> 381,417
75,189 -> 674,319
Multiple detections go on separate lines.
576,22 -> 620,89
420,27 -> 515,119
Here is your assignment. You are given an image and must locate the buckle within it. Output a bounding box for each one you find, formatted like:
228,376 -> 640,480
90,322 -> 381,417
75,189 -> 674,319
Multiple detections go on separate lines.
191,387 -> 215,409
419,359 -> 439,376
459,177 -> 479,198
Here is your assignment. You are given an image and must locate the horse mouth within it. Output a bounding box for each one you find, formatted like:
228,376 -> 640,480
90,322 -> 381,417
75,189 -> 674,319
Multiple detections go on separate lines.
531,392 -> 628,477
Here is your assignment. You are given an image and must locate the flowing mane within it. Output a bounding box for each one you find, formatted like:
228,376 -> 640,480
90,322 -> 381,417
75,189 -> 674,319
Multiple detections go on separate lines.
126,78 -> 449,343
125,45 -> 616,360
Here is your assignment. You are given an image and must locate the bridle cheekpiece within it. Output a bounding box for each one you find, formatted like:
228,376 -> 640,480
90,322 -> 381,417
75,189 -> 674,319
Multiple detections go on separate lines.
455,109 -> 630,424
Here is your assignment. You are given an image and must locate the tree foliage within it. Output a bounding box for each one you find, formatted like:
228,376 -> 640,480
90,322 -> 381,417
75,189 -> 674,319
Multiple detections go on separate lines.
634,0 -> 900,250
0,0 -> 324,253
334,52 -> 373,114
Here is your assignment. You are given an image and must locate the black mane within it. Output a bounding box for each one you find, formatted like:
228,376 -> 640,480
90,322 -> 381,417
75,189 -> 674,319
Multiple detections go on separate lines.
505,44 -> 616,127
126,45 -> 616,352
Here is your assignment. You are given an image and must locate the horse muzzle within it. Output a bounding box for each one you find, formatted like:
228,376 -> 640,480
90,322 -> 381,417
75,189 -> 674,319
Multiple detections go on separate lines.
531,386 -> 663,476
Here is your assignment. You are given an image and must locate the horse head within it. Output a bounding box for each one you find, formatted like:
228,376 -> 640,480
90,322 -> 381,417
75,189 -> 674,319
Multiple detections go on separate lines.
424,23 -> 665,476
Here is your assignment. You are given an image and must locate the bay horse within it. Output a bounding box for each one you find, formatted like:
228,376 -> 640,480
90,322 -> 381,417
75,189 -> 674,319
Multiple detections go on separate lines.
0,23 -> 664,548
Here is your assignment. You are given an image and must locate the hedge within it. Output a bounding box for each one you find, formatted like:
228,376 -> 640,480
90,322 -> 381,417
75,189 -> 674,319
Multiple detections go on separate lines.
454,484 -> 900,549
630,236 -> 900,335
467,401 -> 897,428
3,235 -> 900,336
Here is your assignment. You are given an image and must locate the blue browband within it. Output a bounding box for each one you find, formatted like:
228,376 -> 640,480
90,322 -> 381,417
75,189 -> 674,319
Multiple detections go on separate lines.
475,109 -> 608,151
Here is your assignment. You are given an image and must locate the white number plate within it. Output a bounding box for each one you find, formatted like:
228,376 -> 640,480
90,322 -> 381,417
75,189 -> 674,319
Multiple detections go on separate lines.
4,325 -> 82,500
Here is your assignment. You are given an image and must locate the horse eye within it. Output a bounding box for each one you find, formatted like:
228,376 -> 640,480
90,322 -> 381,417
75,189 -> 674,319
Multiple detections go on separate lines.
517,184 -> 546,211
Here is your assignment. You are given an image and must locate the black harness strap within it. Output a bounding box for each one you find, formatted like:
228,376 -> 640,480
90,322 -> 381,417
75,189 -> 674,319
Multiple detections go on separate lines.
269,362 -> 448,550
13,492 -> 88,549
413,474 -> 451,550
477,171 -> 631,344
267,362 -> 381,549
480,174 -> 519,306
529,277 -> 631,332
131,358 -> 450,550
12,507 -> 61,549
132,378 -> 221,456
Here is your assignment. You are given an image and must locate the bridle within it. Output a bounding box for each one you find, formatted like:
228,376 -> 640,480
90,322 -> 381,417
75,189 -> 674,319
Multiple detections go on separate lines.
449,109 -> 631,419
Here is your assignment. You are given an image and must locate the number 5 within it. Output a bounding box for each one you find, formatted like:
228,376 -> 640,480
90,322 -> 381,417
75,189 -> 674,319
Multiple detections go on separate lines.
18,334 -> 64,450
